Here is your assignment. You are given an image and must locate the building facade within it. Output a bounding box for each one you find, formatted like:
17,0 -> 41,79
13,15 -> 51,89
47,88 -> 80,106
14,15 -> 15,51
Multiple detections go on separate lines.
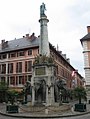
80,26 -> 90,87
80,26 -> 90,101
0,33 -> 84,91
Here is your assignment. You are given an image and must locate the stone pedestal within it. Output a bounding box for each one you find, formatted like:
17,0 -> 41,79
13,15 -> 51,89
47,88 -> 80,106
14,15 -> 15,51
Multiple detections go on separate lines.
31,3 -> 56,106
31,63 -> 56,106
39,15 -> 50,57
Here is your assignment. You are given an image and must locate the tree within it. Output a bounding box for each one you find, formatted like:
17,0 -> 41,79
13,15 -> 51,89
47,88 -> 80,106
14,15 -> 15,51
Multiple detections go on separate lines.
0,82 -> 8,102
7,90 -> 19,105
73,86 -> 87,104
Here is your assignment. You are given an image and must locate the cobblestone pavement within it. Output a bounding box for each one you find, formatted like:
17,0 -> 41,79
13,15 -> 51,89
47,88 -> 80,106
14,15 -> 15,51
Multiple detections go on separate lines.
0,114 -> 90,119
0,101 -> 90,118
0,113 -> 90,119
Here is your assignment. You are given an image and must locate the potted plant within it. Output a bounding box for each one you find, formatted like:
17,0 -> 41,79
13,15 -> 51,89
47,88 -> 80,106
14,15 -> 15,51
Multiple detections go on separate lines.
73,86 -> 87,112
6,90 -> 19,113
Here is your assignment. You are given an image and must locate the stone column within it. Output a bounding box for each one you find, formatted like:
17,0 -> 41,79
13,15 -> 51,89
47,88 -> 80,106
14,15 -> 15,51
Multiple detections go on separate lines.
46,84 -> 49,106
50,84 -> 54,104
46,76 -> 52,106
32,86 -> 35,106
39,16 -> 50,57
31,76 -> 35,105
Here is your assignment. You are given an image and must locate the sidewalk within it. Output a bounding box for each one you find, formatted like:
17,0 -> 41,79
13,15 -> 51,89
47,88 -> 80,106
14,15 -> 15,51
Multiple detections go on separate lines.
0,102 -> 90,118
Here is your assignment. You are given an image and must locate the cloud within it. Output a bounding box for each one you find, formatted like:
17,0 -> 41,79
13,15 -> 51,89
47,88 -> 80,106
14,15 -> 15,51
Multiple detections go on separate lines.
0,0 -> 89,77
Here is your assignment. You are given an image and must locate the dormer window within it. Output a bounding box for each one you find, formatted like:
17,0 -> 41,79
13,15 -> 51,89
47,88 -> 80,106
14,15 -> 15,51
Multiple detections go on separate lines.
28,49 -> 32,55
17,51 -> 24,57
2,54 -> 7,59
9,52 -> 16,58
0,54 -> 7,59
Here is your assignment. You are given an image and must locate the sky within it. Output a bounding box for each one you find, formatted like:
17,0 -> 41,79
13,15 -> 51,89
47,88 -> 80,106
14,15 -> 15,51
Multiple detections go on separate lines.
0,0 -> 90,77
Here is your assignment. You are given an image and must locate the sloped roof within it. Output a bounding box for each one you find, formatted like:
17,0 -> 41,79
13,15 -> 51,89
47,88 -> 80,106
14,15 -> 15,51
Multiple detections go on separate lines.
0,36 -> 39,53
80,33 -> 90,42
0,35 -> 83,79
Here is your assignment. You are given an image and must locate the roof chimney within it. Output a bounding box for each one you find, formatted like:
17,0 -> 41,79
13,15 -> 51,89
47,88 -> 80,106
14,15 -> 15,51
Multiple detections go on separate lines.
87,26 -> 90,33
2,39 -> 5,44
29,33 -> 36,41
67,58 -> 70,63
59,51 -> 62,54
1,39 -> 8,49
26,34 -> 29,38
63,54 -> 66,59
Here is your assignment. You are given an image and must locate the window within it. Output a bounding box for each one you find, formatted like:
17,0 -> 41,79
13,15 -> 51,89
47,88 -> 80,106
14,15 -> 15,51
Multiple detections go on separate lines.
18,76 -> 24,85
25,76 -> 27,83
16,63 -> 18,73
27,75 -> 31,82
19,76 -> 22,84
28,61 -> 32,72
11,53 -> 16,57
2,54 -> 7,59
0,54 -> 8,59
28,49 -> 32,55
1,77 -> 5,83
16,76 -> 18,85
25,61 -> 32,72
22,76 -> 24,85
17,51 -> 24,57
2,64 -> 6,74
10,77 -> 15,85
16,62 -> 22,73
0,55 -> 1,59
9,52 -> 16,58
8,63 -> 13,73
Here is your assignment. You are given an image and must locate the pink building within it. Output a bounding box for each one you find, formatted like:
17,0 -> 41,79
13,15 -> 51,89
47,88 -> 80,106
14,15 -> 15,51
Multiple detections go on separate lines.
0,33 -> 84,91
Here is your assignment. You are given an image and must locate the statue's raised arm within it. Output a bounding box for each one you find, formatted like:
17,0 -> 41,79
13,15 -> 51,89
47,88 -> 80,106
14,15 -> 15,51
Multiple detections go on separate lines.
40,3 -> 46,17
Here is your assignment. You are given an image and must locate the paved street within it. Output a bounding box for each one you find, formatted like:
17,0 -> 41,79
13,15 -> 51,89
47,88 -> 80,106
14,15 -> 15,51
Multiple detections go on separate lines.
0,113 -> 90,119
0,101 -> 90,119
66,113 -> 90,119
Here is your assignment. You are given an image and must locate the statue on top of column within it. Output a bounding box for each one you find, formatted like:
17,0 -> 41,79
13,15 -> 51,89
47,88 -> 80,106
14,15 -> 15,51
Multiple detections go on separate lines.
40,3 -> 46,17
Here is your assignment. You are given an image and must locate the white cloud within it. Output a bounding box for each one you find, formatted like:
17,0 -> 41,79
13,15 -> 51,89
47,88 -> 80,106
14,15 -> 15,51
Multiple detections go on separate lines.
0,0 -> 90,77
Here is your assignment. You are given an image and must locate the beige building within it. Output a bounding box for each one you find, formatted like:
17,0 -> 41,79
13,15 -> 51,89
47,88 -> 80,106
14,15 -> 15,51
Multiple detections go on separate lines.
80,26 -> 90,101
80,26 -> 90,87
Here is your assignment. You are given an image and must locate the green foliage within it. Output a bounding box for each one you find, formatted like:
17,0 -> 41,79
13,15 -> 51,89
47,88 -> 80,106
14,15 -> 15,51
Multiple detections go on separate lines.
0,82 -> 8,102
7,90 -> 19,96
7,90 -> 19,105
73,86 -> 87,104
0,82 -> 8,91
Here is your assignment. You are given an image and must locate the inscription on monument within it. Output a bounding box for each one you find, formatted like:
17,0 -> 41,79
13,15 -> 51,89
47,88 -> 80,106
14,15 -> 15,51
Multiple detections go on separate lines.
35,67 -> 46,75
